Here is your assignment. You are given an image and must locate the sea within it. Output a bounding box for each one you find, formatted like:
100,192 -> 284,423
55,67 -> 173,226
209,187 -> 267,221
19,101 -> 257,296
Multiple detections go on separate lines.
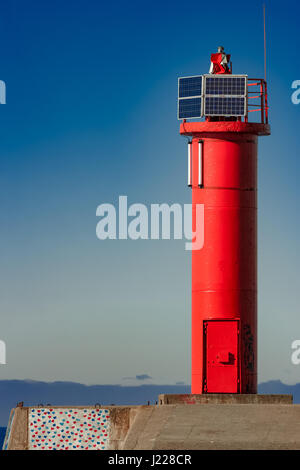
0,428 -> 6,449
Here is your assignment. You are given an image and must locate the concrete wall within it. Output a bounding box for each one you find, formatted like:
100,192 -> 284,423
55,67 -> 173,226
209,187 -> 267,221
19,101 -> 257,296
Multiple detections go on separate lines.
123,404 -> 300,450
4,405 -> 140,450
158,393 -> 293,405
4,398 -> 300,450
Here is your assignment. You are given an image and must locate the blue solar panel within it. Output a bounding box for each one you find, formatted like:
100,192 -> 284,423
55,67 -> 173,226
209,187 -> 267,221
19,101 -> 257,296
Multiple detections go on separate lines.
178,97 -> 202,119
177,74 -> 247,119
204,97 -> 246,116
179,76 -> 202,98
205,76 -> 246,96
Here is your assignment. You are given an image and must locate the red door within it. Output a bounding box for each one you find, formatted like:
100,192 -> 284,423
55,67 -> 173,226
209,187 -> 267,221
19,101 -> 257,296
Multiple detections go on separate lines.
203,320 -> 239,393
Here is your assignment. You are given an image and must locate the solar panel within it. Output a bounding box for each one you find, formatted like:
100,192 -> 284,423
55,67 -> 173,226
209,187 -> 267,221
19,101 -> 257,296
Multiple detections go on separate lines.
202,75 -> 247,117
204,97 -> 246,116
177,74 -> 248,119
178,76 -> 202,98
178,97 -> 202,119
205,76 -> 247,96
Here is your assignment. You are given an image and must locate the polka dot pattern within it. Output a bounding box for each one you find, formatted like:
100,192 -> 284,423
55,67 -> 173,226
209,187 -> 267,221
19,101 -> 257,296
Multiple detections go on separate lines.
28,408 -> 110,450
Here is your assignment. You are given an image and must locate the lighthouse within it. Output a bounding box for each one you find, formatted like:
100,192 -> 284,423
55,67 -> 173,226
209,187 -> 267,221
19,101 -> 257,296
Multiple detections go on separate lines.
178,48 -> 270,394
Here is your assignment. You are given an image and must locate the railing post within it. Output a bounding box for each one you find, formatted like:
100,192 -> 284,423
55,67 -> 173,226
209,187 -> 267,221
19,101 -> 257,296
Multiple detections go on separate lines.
260,80 -> 264,124
264,80 -> 268,124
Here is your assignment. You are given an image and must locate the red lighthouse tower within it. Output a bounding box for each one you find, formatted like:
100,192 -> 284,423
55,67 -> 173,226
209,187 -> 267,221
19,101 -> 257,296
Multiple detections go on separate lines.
178,48 -> 270,394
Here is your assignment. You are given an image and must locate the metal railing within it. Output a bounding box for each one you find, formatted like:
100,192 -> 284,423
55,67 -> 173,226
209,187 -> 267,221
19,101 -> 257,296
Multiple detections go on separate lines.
246,78 -> 269,124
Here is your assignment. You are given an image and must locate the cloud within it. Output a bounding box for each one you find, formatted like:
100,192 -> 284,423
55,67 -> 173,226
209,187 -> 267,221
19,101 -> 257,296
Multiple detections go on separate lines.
135,374 -> 152,381
122,374 -> 153,382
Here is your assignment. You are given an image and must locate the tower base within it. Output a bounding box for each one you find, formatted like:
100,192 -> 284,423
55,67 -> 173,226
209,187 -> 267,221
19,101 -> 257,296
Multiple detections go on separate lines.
158,393 -> 293,405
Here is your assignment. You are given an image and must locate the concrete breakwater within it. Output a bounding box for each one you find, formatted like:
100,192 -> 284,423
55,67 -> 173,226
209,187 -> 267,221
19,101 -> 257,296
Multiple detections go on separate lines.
3,395 -> 300,450
3,405 -> 139,450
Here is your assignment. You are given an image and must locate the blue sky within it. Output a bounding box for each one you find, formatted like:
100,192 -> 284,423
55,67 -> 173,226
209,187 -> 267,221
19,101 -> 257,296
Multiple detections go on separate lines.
0,0 -> 299,386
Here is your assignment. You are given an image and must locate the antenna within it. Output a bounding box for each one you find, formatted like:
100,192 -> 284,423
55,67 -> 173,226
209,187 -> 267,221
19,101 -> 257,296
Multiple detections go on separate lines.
263,3 -> 267,82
